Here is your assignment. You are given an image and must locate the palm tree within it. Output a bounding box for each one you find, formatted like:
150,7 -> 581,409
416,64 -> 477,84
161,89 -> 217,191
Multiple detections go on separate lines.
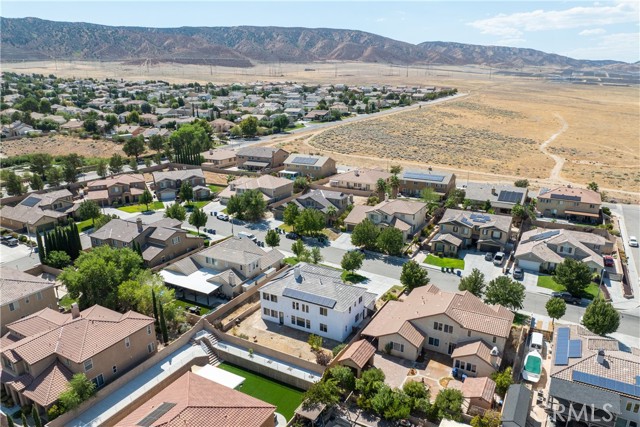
389,174 -> 400,198
326,205 -> 338,226
375,178 -> 387,200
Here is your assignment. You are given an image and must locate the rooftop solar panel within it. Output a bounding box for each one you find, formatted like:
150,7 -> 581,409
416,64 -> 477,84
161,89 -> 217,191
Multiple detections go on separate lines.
21,196 -> 41,207
550,194 -> 581,202
554,327 -> 570,366
283,287 -> 337,309
568,339 -> 582,358
137,402 -> 177,427
403,172 -> 446,182
292,156 -> 318,165
531,230 -> 561,242
497,190 -> 524,204
572,371 -> 640,398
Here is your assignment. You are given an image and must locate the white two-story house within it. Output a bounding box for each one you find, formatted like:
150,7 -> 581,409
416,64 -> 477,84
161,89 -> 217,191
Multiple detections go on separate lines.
259,263 -> 377,342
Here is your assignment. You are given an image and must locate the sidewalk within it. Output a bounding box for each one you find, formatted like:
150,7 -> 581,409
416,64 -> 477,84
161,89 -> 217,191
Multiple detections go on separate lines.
612,208 -> 639,312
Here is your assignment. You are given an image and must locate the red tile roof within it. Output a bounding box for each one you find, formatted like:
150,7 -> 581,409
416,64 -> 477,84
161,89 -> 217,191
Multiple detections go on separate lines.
22,361 -> 74,407
337,339 -> 376,369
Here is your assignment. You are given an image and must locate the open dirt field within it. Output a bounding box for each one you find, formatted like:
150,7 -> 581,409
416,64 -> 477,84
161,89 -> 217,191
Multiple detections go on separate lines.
0,134 -> 125,158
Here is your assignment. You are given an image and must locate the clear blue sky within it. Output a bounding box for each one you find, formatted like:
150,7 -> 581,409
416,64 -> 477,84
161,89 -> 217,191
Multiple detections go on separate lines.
2,1 -> 639,62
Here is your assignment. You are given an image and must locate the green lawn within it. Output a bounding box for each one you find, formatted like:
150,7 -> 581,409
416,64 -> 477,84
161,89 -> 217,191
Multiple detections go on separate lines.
513,312 -> 530,326
424,254 -> 465,269
341,271 -> 368,284
76,218 -> 95,232
173,298 -> 216,315
283,256 -> 299,266
189,200 -> 211,209
217,362 -> 304,421
208,184 -> 227,193
278,224 -> 294,232
117,201 -> 164,213
537,275 -> 598,300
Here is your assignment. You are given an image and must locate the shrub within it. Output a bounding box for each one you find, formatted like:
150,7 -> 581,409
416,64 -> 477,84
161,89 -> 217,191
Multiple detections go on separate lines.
47,404 -> 62,421
332,344 -> 347,357
238,333 -> 249,340
18,235 -> 27,242
316,351 -> 331,366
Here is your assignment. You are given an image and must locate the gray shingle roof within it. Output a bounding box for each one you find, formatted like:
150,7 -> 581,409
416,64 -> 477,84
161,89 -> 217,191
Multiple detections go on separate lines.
152,168 -> 204,183
502,384 -> 532,427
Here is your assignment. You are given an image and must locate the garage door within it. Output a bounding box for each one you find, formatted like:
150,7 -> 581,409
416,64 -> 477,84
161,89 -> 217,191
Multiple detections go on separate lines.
479,243 -> 500,252
517,259 -> 540,272
159,191 -> 174,201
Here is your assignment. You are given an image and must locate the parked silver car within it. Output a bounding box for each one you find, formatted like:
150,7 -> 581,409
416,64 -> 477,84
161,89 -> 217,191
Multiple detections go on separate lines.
493,252 -> 505,266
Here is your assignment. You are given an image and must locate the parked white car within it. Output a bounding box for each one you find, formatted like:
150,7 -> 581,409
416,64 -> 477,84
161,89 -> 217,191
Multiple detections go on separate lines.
493,252 -> 505,266
629,236 -> 638,247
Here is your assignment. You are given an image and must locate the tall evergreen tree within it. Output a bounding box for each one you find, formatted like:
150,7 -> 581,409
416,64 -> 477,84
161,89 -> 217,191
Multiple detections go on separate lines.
36,231 -> 46,264
32,406 -> 43,427
159,302 -> 169,344
151,289 -> 160,331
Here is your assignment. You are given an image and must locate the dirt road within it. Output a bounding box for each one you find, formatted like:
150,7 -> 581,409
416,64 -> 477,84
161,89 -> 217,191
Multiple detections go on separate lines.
539,113 -> 569,182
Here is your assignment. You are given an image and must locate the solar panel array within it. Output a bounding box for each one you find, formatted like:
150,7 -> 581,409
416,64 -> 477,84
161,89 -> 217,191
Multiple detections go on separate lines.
292,157 -> 318,165
497,190 -> 524,203
137,402 -> 177,427
530,230 -> 561,242
568,339 -> 582,358
21,196 -> 41,207
468,213 -> 492,224
554,327 -> 570,366
404,171 -> 446,182
572,371 -> 640,398
550,193 -> 581,202
283,287 -> 337,309
636,376 -> 640,386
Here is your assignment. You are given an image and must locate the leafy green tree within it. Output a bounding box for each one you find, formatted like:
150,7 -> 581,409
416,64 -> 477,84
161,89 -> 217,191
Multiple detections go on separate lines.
84,117 -> 98,133
105,114 -> 118,132
390,165 -> 402,175
356,368 -> 386,410
370,386 -> 411,420
39,98 -> 51,114
308,333 -> 323,351
272,114 -> 289,132
483,199 -> 492,211
109,153 -> 124,174
78,200 -> 101,226
30,153 -> 53,178
62,154 -> 83,184
6,414 -> 15,427
265,229 -> 280,247
239,116 -> 258,137
293,176 -> 310,192
30,173 -> 44,190
188,206 -> 208,235
491,367 -> 513,397
5,170 -> 24,195
310,247 -> 323,264
283,203 -> 300,229
421,187 -> 440,213
179,181 -> 194,204
45,166 -> 62,186
389,174 -> 400,198
139,189 -> 154,211
96,158 -> 108,178
458,268 -> 486,297
227,189 -> 267,222
164,203 -> 186,221
587,182 -> 599,191
403,380 -> 430,413
127,110 -> 140,124
511,202 -> 528,222
581,298 -> 620,335
546,297 -> 567,324
58,373 -> 96,411
341,250 -> 365,273
514,179 -> 529,188
148,134 -> 165,154
329,365 -> 355,392
376,227 -> 404,256
303,378 -> 341,406
32,405 -> 43,427
46,250 -> 72,269
471,410 -> 501,427
123,136 -> 146,161
36,231 -> 46,263
295,208 -> 326,236
151,288 -> 160,331
400,260 -> 430,291
445,188 -> 465,208
169,123 -> 211,153
484,276 -> 525,310
554,258 -> 593,297
351,219 -> 380,250
432,388 -> 464,421
159,301 -> 169,344
292,239 -> 306,259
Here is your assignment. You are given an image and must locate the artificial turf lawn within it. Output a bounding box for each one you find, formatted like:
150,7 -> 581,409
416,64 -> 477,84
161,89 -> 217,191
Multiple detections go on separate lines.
424,254 -> 465,269
117,201 -> 164,213
217,362 -> 304,420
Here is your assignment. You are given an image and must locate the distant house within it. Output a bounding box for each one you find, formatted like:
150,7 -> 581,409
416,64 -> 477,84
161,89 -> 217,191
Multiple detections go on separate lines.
1,121 -> 38,137
85,173 -> 147,206
0,269 -> 57,336
431,209 -> 512,255
0,189 -> 77,233
344,198 -> 428,240
303,110 -> 331,121
537,185 -> 601,223
515,228 -> 613,273
399,169 -> 456,198
201,148 -> 237,168
464,182 -> 527,214
152,168 -> 207,201
260,263 -> 377,342
91,217 -> 204,267
273,189 -> 351,221
284,107 -> 305,119
329,169 -> 392,193
281,154 -> 337,179
236,147 -> 289,171
160,237 -> 284,300
219,175 -> 293,205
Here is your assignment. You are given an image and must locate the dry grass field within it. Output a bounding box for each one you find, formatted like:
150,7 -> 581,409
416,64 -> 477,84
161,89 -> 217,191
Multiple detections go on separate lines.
3,61 -> 638,200
0,134 -> 125,158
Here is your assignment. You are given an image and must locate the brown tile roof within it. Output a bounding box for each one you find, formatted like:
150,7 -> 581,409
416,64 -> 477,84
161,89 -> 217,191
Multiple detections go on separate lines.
115,372 -> 275,427
362,284 -> 514,341
398,321 -> 426,348
440,209 -> 512,233
2,305 -> 153,365
461,377 -> 496,403
337,339 -> 376,369
0,269 -> 54,306
538,186 -> 602,205
6,308 -> 69,337
451,340 -> 501,367
87,174 -> 145,189
22,361 -> 74,407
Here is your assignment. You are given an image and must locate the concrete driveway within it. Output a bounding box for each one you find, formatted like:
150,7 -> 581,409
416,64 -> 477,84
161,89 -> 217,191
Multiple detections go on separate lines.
0,243 -> 40,270
461,250 -> 504,282
331,232 -> 356,251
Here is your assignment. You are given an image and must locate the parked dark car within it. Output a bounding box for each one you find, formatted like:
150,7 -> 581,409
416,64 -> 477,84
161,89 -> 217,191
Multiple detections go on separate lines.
484,252 -> 493,261
1,237 -> 18,247
286,232 -> 300,240
512,267 -> 524,280
551,291 -> 581,304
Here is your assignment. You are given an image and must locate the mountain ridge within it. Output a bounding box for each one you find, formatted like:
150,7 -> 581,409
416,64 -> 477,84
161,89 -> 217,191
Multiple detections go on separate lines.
1,17 -> 636,71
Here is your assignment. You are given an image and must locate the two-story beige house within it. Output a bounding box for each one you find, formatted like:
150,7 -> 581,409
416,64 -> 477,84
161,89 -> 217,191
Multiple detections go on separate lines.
399,169 -> 456,199
362,284 -> 514,378
280,154 -> 337,179
515,228 -> 614,273
431,209 -> 513,255
537,186 -> 602,223
273,189 -> 352,223
85,174 -> 147,206
328,169 -> 391,194
344,199 -> 428,240
236,147 -> 289,171
0,189 -> 77,233
160,237 -> 284,301
90,217 -> 204,267
0,304 -> 155,414
152,168 -> 208,201
0,269 -> 57,335
218,175 -> 294,205
201,148 -> 238,168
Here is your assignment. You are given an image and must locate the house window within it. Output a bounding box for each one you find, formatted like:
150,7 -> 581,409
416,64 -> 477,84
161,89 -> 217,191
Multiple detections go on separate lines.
125,337 -> 130,348
306,319 -> 311,329
25,296 -> 30,304
291,315 -> 295,324
482,229 -> 488,235
302,304 -> 309,313
263,292 -> 269,300
454,360 -> 461,368
392,342 -> 405,352
320,307 -> 327,316
428,337 -> 440,347
465,363 -> 477,373
634,404 -> 640,413
84,359 -> 94,372
112,365 -> 117,374
270,295 -> 278,303
355,313 -> 360,322
92,374 -> 105,388
263,308 -> 269,316
8,302 -> 18,311
148,342 -> 155,353
172,236 -> 181,245
453,226 -> 459,232
292,301 -> 299,310
359,296 -> 363,304
468,330 -> 472,337
434,322 -> 443,331
320,323 -> 328,333
444,325 -> 453,334
147,325 -> 152,335
270,309 -> 278,318
349,307 -> 351,314
2,358 -> 12,369
492,231 -> 501,239
462,228 -> 469,235
36,291 -> 43,301
492,336 -> 497,343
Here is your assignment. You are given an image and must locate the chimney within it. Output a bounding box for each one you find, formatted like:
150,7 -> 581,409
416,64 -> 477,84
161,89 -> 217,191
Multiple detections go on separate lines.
294,264 -> 302,281
490,346 -> 500,367
384,192 -> 389,202
136,217 -> 143,233
491,187 -> 497,196
597,349 -> 605,365
228,271 -> 236,287
209,149 -> 213,154
354,169 -> 359,177
71,303 -> 80,319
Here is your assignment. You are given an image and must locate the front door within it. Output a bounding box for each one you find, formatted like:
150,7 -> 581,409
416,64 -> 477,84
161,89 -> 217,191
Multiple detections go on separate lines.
448,343 -> 457,355
279,311 -> 284,325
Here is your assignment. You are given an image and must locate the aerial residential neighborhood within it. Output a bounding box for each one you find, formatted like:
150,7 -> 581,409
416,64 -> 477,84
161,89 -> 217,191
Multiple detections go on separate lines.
0,6 -> 638,427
